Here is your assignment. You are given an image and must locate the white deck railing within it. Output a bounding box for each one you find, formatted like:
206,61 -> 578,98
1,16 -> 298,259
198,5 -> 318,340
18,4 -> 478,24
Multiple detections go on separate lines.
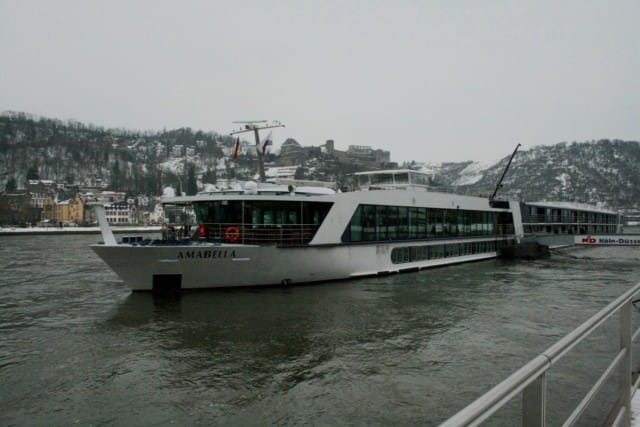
441,282 -> 640,427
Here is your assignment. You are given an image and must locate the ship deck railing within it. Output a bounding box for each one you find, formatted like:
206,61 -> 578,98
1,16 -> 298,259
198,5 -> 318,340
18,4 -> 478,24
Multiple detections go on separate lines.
198,222 -> 321,246
440,281 -> 640,427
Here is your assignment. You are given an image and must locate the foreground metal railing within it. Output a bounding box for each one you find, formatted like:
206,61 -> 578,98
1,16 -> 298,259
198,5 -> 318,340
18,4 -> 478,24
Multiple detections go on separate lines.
441,282 -> 640,427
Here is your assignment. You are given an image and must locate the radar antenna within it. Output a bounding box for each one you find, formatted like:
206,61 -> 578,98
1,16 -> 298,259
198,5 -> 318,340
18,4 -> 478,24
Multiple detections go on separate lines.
230,120 -> 285,182
489,143 -> 521,204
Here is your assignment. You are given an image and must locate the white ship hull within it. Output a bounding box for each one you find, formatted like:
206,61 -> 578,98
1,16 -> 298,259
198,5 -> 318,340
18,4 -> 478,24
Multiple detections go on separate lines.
91,238 -> 504,291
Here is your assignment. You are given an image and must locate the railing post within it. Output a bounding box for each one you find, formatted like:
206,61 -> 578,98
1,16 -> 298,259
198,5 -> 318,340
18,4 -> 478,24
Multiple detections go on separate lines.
523,373 -> 546,427
619,301 -> 632,427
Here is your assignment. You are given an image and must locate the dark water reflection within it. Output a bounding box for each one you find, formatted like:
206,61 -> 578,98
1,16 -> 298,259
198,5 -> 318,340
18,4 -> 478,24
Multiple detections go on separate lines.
1,235 -> 639,425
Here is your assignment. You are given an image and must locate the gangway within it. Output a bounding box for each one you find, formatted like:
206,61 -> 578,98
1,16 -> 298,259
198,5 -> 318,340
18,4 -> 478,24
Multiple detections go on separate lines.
441,282 -> 640,426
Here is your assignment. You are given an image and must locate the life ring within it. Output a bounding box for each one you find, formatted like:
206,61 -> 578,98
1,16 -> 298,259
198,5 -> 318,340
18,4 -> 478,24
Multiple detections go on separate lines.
224,226 -> 240,242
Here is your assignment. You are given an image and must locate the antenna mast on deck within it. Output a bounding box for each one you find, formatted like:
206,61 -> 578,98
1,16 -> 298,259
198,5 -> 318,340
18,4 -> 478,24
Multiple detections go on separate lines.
489,143 -> 521,203
230,120 -> 285,182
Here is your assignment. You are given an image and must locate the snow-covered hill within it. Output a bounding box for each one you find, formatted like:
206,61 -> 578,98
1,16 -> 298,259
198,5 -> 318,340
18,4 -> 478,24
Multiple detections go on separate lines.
2,112 -> 638,209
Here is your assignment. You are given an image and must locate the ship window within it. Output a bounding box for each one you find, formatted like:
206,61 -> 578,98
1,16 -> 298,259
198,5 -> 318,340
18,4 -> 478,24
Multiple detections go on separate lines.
371,173 -> 393,185
458,211 -> 466,235
343,204 -> 507,243
416,208 -> 427,238
394,172 -> 409,184
446,244 -> 460,257
263,210 -> 274,225
432,210 -> 443,236
448,209 -> 458,236
357,174 -> 371,188
408,207 -> 418,238
409,172 -> 430,186
387,206 -> 398,240
193,200 -> 243,224
363,205 -> 376,241
349,205 -> 362,241
431,245 -> 444,259
303,202 -> 332,226
470,212 -> 478,234
251,209 -> 261,228
398,207 -> 409,239
376,206 -> 388,240
275,210 -> 285,225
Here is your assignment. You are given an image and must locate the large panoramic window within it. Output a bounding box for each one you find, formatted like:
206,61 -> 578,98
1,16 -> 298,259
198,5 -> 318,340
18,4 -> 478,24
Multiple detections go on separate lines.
193,200 -> 333,245
342,204 -> 512,243
193,200 -> 331,226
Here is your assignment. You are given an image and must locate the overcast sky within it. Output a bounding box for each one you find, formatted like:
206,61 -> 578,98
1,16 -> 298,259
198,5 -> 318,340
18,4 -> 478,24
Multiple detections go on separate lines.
1,1 -> 638,164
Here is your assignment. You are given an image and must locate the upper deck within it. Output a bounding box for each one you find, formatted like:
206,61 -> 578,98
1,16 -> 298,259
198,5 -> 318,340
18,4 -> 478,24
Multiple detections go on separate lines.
354,169 -> 443,191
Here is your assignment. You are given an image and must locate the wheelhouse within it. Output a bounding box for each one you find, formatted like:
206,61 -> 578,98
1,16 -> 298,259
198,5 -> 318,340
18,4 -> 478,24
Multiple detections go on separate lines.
354,169 -> 437,190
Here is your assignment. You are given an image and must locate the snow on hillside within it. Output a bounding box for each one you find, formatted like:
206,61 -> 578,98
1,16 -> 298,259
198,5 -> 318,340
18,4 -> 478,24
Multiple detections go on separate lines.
453,161 -> 495,186
417,163 -> 440,176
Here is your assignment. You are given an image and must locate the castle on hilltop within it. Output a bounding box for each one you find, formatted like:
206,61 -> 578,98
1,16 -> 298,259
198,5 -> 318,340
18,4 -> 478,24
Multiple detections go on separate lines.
278,139 -> 391,168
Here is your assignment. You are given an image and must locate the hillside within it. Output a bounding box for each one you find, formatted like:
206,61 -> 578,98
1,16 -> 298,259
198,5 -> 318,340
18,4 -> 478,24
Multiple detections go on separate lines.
0,111 -> 228,195
1,111 -> 639,210
431,140 -> 640,210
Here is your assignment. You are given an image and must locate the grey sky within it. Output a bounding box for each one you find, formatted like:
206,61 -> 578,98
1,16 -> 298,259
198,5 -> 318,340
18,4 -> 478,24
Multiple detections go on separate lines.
1,1 -> 638,164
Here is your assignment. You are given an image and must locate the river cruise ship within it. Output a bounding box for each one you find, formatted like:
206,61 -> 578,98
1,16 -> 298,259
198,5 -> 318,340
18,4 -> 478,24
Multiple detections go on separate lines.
91,170 -> 520,291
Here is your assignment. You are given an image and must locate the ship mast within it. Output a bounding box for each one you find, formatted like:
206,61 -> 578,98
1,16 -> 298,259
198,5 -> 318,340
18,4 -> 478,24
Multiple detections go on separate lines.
489,143 -> 521,203
230,120 -> 285,182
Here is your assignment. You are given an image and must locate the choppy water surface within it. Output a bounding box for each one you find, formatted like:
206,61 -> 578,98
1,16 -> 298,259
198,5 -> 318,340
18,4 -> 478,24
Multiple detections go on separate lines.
1,234 -> 640,426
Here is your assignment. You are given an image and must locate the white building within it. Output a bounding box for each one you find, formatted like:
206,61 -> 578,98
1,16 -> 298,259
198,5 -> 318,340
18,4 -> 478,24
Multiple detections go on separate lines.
104,200 -> 137,225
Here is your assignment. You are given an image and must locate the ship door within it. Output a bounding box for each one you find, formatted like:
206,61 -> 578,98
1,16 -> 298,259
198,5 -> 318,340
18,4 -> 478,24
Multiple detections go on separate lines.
152,274 -> 182,293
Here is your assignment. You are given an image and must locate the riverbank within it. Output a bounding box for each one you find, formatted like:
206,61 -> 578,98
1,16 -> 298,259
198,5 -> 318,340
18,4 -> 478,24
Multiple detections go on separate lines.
0,226 -> 161,236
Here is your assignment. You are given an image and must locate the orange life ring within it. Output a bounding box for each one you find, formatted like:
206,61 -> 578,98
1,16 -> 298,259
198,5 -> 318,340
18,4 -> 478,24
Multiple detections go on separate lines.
224,226 -> 240,242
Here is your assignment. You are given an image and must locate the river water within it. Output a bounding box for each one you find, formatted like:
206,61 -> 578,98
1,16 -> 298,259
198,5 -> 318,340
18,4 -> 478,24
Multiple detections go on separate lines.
1,234 -> 640,426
